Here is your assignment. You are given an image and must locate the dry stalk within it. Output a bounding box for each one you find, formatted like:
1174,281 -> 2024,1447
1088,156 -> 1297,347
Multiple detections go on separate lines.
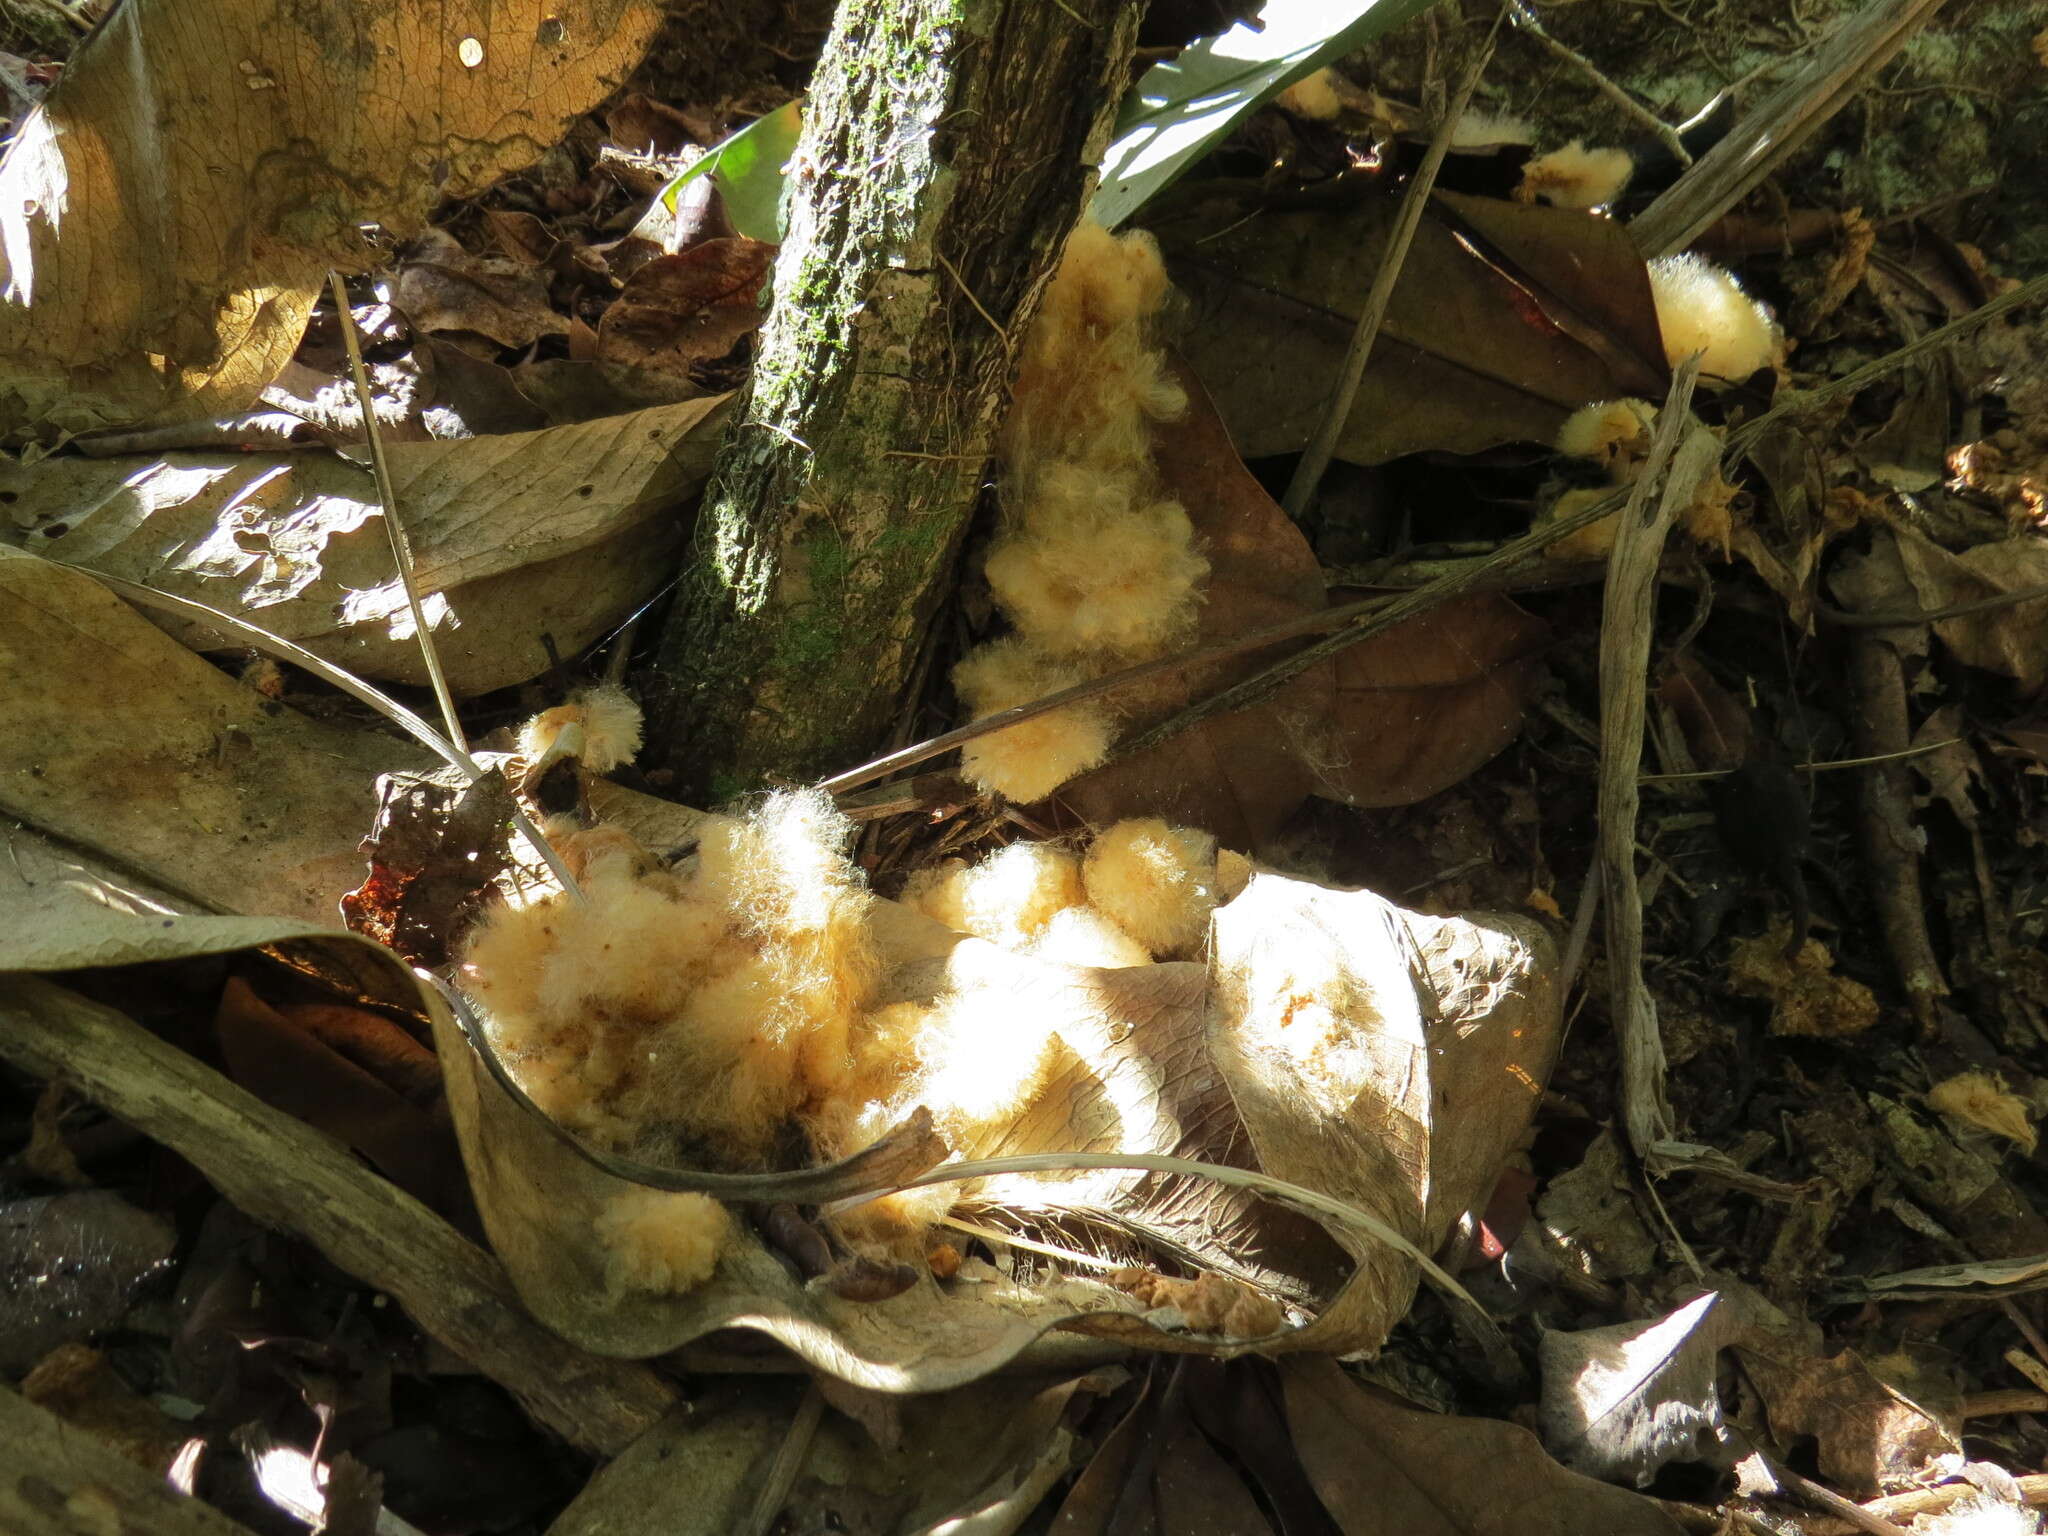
1592,356 -> 1706,1161
1631,0 -> 1951,257
326,271 -> 467,754
1281,22 -> 1498,520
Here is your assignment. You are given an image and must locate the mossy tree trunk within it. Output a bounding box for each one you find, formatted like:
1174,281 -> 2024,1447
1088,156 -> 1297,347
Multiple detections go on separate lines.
648,0 -> 1143,801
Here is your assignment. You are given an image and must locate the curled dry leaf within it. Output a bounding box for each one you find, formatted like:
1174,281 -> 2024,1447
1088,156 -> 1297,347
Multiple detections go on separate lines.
436,863 -> 1559,1387
4,396 -> 729,694
0,0 -> 663,435
1538,1286 -> 1812,1487
595,238 -> 777,374
1164,187 -> 1667,465
394,229 -> 571,351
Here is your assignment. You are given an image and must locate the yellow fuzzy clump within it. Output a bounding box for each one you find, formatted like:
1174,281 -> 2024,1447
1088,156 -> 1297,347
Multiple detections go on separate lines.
518,684 -> 644,773
899,840 -> 1152,968
1082,818 -> 1219,958
1451,107 -> 1534,148
954,638 -> 1116,804
908,840 -> 1086,948
1516,141 -> 1634,209
596,1190 -> 732,1294
1555,398 -> 1657,470
1275,68 -> 1342,122
459,788 -> 878,1163
1927,1070 -> 2038,1153
953,218 -> 1204,803
982,467 -> 1207,658
1031,904 -> 1155,969
1648,254 -> 1782,383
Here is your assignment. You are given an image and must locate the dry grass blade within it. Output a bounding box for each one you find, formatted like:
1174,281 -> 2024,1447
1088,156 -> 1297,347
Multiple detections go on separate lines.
1280,23 -> 1498,520
1630,0 -> 1951,257
59,556 -> 584,904
1594,357 -> 1707,1160
327,270 -> 467,753
741,1382 -> 824,1536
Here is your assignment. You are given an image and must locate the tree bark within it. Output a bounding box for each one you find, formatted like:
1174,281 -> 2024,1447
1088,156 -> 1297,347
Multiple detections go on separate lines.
650,0 -> 1143,799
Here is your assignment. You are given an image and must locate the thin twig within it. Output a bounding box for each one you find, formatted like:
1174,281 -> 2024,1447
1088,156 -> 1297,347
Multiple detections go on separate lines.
1731,270 -> 2048,455
818,479 -> 1632,798
1282,22 -> 1498,521
935,248 -> 1012,357
63,560 -> 585,904
741,1382 -> 824,1536
327,271 -> 468,754
824,269 -> 2047,803
1505,0 -> 1692,167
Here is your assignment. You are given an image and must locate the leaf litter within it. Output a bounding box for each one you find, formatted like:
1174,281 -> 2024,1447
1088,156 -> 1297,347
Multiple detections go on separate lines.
6,0 -> 2048,1531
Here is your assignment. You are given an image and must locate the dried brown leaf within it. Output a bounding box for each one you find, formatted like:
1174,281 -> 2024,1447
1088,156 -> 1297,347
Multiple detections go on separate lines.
5,396 -> 728,694
596,238 -> 776,374
1284,1357 -> 1689,1535
0,0 -> 663,435
1066,366 -> 1544,847
1166,188 -> 1667,464
394,229 -> 569,350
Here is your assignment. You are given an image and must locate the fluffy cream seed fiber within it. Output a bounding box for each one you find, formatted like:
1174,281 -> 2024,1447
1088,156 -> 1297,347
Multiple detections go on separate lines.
1082,818 -> 1220,957
517,684 -> 644,772
952,218 -> 1207,803
1516,141 -> 1634,208
1648,253 -> 1781,383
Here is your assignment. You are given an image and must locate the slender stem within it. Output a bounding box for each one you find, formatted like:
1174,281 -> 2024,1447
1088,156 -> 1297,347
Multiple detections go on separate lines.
1505,0 -> 1691,167
1281,24 -> 1498,521
326,272 -> 468,754
70,561 -> 583,905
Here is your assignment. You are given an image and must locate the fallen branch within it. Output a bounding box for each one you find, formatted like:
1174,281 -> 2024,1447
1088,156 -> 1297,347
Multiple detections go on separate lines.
0,975 -> 676,1457
1,1385 -> 254,1535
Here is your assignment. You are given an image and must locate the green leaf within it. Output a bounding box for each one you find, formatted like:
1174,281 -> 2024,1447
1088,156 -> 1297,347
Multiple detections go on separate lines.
1089,0 -> 1434,230
658,98 -> 804,244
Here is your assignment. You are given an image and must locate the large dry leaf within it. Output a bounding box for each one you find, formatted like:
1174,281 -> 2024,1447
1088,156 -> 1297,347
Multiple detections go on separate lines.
3,397 -> 727,693
1065,366 -> 1546,847
1284,1357 -> 1689,1535
1164,188 -> 1668,465
1207,871 -> 1560,1353
1317,587 -> 1548,809
437,866 -> 1558,1384
0,548 -> 429,924
0,0 -> 662,435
